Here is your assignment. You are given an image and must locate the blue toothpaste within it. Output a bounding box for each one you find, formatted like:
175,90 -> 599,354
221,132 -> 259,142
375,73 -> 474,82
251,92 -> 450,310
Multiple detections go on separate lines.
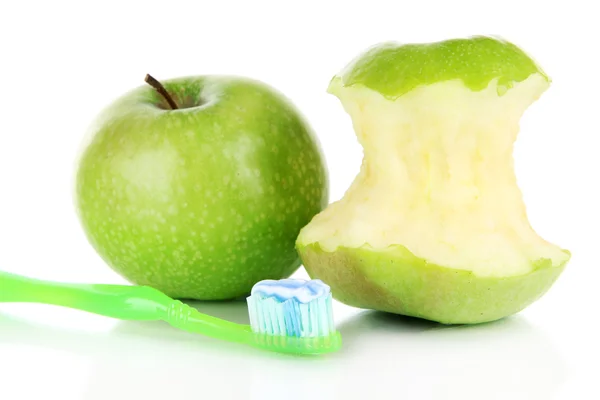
251,279 -> 330,303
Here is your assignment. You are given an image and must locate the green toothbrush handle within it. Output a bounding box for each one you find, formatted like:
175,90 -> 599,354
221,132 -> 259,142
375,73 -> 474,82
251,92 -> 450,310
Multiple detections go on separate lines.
0,271 -> 252,341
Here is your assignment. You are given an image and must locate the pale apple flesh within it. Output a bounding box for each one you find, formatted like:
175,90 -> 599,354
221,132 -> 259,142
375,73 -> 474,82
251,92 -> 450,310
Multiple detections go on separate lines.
297,74 -> 570,324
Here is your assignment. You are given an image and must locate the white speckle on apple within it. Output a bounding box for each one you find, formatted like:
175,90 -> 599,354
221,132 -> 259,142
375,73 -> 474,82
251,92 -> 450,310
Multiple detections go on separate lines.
170,226 -> 177,232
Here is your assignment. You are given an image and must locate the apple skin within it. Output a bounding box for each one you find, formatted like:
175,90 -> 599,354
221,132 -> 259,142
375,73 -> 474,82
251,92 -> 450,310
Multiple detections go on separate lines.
298,243 -> 568,324
75,76 -> 328,300
337,35 -> 548,99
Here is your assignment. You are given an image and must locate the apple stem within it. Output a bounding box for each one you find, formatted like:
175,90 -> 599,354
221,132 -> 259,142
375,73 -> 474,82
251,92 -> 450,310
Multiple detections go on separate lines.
144,74 -> 179,110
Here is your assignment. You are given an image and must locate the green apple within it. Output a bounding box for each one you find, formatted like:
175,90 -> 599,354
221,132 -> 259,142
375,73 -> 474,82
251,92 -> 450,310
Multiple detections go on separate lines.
75,75 -> 328,300
297,36 -> 570,324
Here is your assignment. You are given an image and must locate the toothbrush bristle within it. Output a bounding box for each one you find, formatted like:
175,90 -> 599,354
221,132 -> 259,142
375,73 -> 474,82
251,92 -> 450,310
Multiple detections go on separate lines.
247,280 -> 336,338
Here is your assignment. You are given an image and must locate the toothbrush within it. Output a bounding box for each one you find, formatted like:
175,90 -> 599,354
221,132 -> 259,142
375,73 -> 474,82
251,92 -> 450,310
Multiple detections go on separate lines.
0,271 -> 342,355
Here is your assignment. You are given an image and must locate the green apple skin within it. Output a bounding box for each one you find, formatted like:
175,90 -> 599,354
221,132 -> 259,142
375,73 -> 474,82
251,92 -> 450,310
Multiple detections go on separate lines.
298,244 -> 567,324
76,76 -> 328,300
337,35 -> 548,98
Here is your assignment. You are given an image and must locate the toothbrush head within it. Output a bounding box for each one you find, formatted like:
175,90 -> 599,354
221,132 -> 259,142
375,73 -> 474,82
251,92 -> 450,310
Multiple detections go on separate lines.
246,279 -> 342,355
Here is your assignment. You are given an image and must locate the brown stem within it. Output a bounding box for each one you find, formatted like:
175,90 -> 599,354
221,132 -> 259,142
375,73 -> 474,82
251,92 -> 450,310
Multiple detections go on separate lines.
144,74 -> 178,110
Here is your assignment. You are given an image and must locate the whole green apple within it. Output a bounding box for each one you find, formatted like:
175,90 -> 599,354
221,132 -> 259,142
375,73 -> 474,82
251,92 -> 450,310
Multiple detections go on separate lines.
76,75 -> 328,300
297,36 -> 570,324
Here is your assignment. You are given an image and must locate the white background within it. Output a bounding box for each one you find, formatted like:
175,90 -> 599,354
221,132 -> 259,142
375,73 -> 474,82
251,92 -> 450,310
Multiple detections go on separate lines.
0,1 -> 598,399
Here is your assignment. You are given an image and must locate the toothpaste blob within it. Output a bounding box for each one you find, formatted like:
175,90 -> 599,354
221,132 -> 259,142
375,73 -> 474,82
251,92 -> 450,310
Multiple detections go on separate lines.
251,279 -> 330,303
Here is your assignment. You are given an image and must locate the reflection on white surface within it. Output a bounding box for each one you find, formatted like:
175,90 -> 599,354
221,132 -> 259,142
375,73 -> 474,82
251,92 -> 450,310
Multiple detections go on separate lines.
337,312 -> 568,399
0,301 -> 568,400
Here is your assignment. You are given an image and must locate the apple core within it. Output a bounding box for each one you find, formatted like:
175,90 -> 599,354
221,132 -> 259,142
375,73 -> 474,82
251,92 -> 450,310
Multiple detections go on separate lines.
297,36 -> 570,324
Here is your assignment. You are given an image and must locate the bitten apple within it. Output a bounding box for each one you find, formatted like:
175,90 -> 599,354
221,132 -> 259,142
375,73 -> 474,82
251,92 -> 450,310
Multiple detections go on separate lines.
297,37 -> 570,324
